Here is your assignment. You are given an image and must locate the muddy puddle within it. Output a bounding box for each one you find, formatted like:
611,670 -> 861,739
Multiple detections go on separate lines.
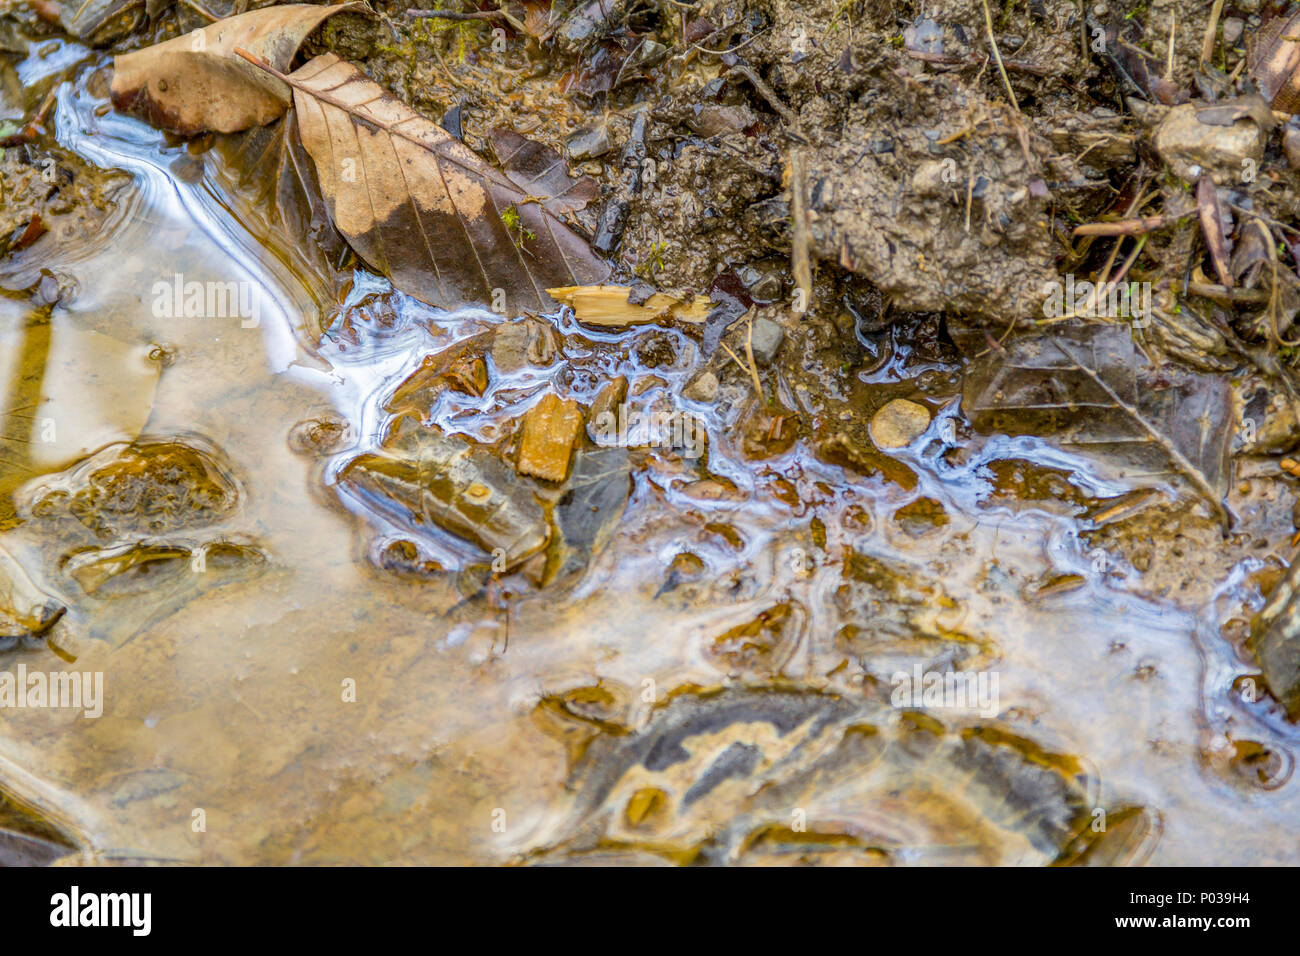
2,43 -> 1300,866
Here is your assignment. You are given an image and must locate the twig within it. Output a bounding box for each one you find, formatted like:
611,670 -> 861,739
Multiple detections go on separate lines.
789,150 -> 812,316
964,171 -> 974,233
1165,10 -> 1176,82
1110,234 -> 1147,288
980,0 -> 1019,112
1227,202 -> 1300,237
1201,0 -> 1225,64
1094,184 -> 1150,291
719,341 -> 753,383
744,311 -> 765,401
974,311 -> 1019,358
1079,0 -> 1088,62
692,30 -> 766,56
1072,215 -> 1171,237
1184,281 -> 1270,303
1118,39 -> 1163,64
727,62 -> 800,128
1042,234 -> 1150,324
936,105 -> 991,144
903,49 -> 1050,76
178,0 -> 220,22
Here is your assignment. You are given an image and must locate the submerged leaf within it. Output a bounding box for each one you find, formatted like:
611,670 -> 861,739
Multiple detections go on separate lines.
964,323 -> 1232,526
111,4 -> 364,136
245,52 -> 608,314
554,446 -> 630,575
207,112 -> 350,304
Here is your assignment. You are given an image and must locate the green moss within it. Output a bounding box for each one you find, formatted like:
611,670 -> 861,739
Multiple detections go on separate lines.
634,240 -> 667,279
500,204 -> 535,247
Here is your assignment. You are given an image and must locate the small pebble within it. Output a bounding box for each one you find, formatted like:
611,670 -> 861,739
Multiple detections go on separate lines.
870,399 -> 931,450
683,370 -> 719,403
749,317 -> 785,365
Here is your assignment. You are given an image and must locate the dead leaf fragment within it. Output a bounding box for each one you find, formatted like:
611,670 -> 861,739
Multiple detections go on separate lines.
1248,9 -> 1300,114
1197,176 -> 1233,289
1195,94 -> 1277,132
488,127 -> 600,216
111,4 -> 364,136
340,421 -> 549,568
518,392 -> 583,483
547,285 -> 709,326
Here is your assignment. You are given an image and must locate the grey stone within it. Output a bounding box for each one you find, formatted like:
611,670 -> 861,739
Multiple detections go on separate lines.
749,317 -> 785,365
567,126 -> 613,162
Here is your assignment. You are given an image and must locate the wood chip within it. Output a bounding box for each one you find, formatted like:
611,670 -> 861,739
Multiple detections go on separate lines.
547,285 -> 710,326
518,393 -> 583,482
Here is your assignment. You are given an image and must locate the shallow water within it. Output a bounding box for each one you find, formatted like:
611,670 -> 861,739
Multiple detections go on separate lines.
1,51 -> 1298,865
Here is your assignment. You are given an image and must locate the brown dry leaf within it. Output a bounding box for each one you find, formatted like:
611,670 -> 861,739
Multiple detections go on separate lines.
518,0 -> 552,38
384,332 -> 495,413
246,52 -> 608,314
488,127 -> 599,216
1248,8 -> 1300,114
1230,220 -> 1271,288
518,392 -> 583,483
547,285 -> 709,326
111,4 -> 364,136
